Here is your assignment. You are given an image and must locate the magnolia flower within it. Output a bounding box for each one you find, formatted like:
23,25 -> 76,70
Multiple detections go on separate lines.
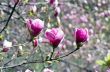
74,28 -> 89,44
26,19 -> 44,37
43,68 -> 54,72
2,40 -> 12,52
45,28 -> 64,48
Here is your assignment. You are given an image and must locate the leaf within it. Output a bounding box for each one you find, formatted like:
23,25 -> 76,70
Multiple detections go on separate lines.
0,34 -> 3,41
23,0 -> 29,4
104,54 -> 110,62
96,60 -> 106,66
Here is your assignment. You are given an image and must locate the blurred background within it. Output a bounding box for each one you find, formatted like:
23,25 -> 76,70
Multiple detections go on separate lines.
0,0 -> 110,72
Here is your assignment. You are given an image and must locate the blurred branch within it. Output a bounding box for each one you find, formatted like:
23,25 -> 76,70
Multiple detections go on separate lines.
1,47 -> 80,69
0,2 -> 47,6
0,2 -> 19,33
61,60 -> 93,72
1,60 -> 44,69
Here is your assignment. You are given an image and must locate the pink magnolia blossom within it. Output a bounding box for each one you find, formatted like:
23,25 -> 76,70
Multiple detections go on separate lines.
74,28 -> 89,44
26,19 -> 44,37
45,28 -> 64,48
43,68 -> 54,72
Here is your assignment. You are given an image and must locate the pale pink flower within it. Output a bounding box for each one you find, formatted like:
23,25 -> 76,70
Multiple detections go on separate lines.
2,40 -> 12,52
29,5 -> 37,13
54,7 -> 61,17
80,15 -> 88,23
106,69 -> 110,72
25,69 -> 32,72
43,68 -> 54,72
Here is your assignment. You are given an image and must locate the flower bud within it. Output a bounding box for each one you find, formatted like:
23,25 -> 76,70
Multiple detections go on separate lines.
74,28 -> 89,46
2,40 -> 12,52
55,51 -> 61,58
54,7 -> 61,17
26,19 -> 44,37
46,0 -> 58,7
33,38 -> 38,47
45,28 -> 64,48
29,5 -> 37,14
2,48 -> 9,52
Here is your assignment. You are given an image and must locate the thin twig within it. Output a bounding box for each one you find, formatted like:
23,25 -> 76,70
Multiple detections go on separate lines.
1,59 -> 45,69
49,47 -> 55,60
59,47 -> 79,59
0,2 -> 18,33
60,60 -> 92,72
1,47 -> 80,69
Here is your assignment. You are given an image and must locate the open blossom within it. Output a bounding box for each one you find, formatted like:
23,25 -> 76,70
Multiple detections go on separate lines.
43,68 -> 54,72
26,19 -> 44,37
2,40 -> 12,52
74,28 -> 89,44
45,28 -> 64,48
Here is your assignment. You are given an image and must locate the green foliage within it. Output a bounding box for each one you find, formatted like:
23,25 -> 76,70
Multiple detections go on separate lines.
0,35 -> 4,41
96,60 -> 106,66
23,0 -> 29,4
96,54 -> 110,67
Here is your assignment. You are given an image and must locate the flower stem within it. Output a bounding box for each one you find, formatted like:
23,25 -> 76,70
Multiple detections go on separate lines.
49,47 -> 55,60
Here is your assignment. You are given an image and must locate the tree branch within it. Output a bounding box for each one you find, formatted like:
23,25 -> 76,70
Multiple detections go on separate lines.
0,2 -> 18,33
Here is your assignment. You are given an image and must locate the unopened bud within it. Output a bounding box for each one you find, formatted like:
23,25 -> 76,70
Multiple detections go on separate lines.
33,38 -> 38,47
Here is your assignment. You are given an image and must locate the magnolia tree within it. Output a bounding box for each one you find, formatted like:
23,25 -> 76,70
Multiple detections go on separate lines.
0,0 -> 110,72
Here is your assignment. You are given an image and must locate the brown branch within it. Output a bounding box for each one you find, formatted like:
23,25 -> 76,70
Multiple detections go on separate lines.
59,47 -> 79,58
2,46 -> 80,69
1,60 -> 44,69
